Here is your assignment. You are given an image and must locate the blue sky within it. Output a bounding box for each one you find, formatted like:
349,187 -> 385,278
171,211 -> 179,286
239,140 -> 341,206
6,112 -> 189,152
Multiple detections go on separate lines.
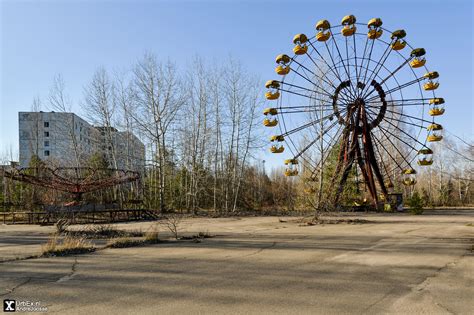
1,0 -> 472,166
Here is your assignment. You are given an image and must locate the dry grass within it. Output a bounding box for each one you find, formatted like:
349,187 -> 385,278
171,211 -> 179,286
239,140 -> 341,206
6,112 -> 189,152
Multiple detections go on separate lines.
42,235 -> 94,256
144,224 -> 160,243
196,230 -> 214,238
107,225 -> 161,248
67,224 -> 144,239
106,237 -> 146,248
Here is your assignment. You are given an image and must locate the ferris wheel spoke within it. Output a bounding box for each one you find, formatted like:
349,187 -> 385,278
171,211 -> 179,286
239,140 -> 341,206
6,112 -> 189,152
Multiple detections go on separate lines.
279,81 -> 334,99
383,107 -> 433,124
328,36 -> 351,86
386,102 -> 428,107
366,97 -> 430,104
371,135 -> 392,177
359,37 -> 377,90
293,120 -> 339,158
295,127 -> 341,174
308,126 -> 345,179
288,63 -> 325,89
279,109 -> 333,115
344,36 -> 359,97
372,123 -> 414,168
308,41 -> 347,86
378,58 -> 412,87
376,123 -> 420,153
352,35 -> 361,89
363,59 -> 413,99
366,77 -> 425,102
278,87 -> 332,103
304,51 -> 339,89
360,39 -> 395,96
365,106 -> 426,135
367,108 -> 428,149
323,41 -> 357,99
280,109 -> 346,137
356,37 -> 369,92
371,131 -> 405,171
278,105 -> 334,110
380,113 -> 427,130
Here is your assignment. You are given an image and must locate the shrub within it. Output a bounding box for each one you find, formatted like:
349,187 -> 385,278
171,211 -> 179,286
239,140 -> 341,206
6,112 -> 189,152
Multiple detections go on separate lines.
161,214 -> 182,240
408,191 -> 424,215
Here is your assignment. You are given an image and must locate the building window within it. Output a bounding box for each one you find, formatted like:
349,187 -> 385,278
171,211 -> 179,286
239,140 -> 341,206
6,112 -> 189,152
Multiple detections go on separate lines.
44,150 -> 50,156
44,131 -> 49,137
44,141 -> 49,147
44,122 -> 49,128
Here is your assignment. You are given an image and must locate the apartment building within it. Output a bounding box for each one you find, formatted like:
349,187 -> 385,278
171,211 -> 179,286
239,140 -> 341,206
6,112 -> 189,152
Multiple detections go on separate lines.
18,112 -> 145,171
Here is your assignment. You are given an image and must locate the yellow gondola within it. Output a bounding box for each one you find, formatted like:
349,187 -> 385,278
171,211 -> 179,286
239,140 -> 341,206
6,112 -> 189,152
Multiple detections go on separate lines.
402,168 -> 417,186
427,123 -> 443,142
263,107 -> 278,116
391,29 -> 406,39
265,91 -> 280,100
410,48 -> 426,68
428,95 -> 445,115
284,169 -> 298,176
263,118 -> 278,127
304,187 -> 316,194
390,29 -> 407,50
265,80 -> 280,100
423,71 -> 439,80
341,15 -> 356,37
293,45 -> 308,55
368,17 -> 383,28
429,98 -> 445,105
265,80 -> 280,89
315,19 -> 330,30
316,31 -> 331,42
417,148 -> 433,166
368,29 -> 383,39
429,108 -> 445,116
284,158 -> 298,176
276,65 -> 290,75
270,145 -> 284,153
423,81 -> 439,91
391,40 -> 406,50
316,19 -> 331,42
275,54 -> 291,75
410,58 -> 426,68
293,33 -> 308,55
270,135 -> 284,142
284,158 -> 298,165
342,25 -> 356,36
341,15 -> 356,25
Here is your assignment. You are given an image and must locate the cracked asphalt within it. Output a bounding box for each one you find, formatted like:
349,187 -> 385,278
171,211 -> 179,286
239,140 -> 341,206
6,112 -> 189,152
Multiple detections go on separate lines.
0,210 -> 473,314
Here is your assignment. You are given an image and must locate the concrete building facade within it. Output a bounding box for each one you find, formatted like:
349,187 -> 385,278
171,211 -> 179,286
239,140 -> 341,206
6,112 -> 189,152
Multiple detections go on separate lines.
19,112 -> 145,171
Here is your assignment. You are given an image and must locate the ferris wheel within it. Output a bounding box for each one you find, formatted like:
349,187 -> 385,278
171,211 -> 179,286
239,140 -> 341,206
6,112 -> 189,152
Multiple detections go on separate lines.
263,15 -> 444,207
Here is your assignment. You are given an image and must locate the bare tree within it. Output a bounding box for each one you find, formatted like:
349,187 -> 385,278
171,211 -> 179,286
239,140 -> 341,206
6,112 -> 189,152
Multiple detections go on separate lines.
47,74 -> 82,169
131,53 -> 185,213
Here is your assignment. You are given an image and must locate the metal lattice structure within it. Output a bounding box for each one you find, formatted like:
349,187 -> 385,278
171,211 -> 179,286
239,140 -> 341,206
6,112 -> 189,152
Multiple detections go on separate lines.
2,167 -> 140,202
264,16 -> 444,208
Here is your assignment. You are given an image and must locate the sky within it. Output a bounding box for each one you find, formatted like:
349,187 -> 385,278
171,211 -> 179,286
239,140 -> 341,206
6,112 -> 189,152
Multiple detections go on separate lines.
1,0 -> 473,168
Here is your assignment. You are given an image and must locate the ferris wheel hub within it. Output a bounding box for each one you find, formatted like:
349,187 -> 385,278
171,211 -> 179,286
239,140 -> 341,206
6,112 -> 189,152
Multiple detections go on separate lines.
332,80 -> 387,131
